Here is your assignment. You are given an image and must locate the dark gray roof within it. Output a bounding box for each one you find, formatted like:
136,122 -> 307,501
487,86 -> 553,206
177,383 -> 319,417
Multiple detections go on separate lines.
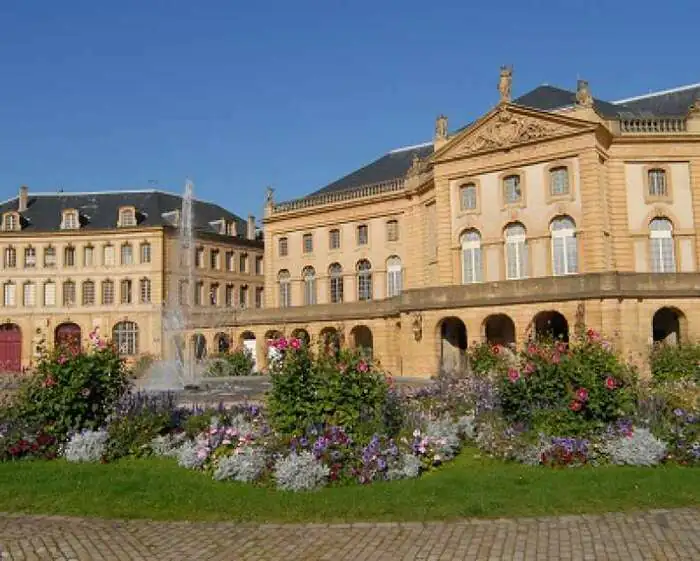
303,82 -> 700,199
0,190 -> 251,238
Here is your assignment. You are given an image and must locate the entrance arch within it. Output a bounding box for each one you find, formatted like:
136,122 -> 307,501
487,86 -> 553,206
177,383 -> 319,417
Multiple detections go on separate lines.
55,322 -> 81,354
290,328 -> 310,346
652,307 -> 685,345
319,327 -> 341,356
438,317 -> 467,373
350,325 -> 373,359
532,311 -> 569,342
483,314 -> 516,347
265,330 -> 284,367
215,332 -> 231,354
192,333 -> 207,360
239,331 -> 257,372
0,323 -> 21,372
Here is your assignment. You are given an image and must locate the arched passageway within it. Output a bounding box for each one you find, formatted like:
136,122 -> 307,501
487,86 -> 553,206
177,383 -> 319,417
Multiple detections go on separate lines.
239,331 -> 257,371
215,332 -> 231,354
484,314 -> 516,347
192,333 -> 207,360
532,311 -> 569,342
290,328 -> 310,346
439,317 -> 467,373
652,307 -> 684,345
350,325 -> 373,359
0,323 -> 21,372
319,327 -> 341,356
55,322 -> 81,354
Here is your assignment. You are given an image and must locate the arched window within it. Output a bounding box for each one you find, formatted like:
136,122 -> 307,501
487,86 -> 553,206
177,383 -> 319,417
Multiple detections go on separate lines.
461,229 -> 482,284
549,167 -> 569,196
113,321 -> 139,355
329,263 -> 343,303
386,256 -> 403,297
503,175 -> 522,204
357,259 -> 372,301
649,218 -> 675,273
302,266 -> 316,305
460,183 -> 477,210
550,216 -> 578,275
278,269 -> 291,307
648,169 -> 667,197
505,223 -> 527,280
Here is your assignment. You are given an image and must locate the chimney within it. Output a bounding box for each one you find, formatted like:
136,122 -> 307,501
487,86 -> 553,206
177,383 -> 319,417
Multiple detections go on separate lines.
247,214 -> 256,240
18,185 -> 28,212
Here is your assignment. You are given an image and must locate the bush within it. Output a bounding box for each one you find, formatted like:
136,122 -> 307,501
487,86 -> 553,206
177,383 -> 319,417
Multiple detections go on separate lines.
0,417 -> 58,461
150,433 -> 187,457
205,348 -> 256,377
63,429 -> 108,462
604,427 -> 667,466
11,341 -> 129,439
274,451 -> 329,491
650,343 -> 700,384
213,447 -> 267,483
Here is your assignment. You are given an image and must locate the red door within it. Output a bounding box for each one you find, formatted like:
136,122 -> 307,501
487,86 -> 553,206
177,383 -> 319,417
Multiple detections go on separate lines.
55,323 -> 81,354
0,323 -> 22,372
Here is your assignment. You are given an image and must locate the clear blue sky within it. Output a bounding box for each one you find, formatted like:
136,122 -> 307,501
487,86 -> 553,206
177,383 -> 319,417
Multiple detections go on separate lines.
0,0 -> 697,218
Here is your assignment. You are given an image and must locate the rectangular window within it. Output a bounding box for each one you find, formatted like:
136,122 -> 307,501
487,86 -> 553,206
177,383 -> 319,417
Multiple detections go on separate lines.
210,283 -> 219,306
461,184 -> 477,210
329,229 -> 340,250
103,245 -> 115,267
63,282 -> 76,306
210,249 -> 219,270
121,244 -> 133,265
386,220 -> 399,242
239,253 -> 247,273
84,246 -> 94,266
278,237 -> 288,257
64,247 -> 76,267
356,224 -> 368,245
550,167 -> 569,196
62,211 -> 78,229
44,247 -> 56,268
279,282 -> 291,308
255,287 -> 264,308
3,283 -> 16,306
4,248 -> 16,268
503,175 -> 522,204
648,169 -> 668,197
225,284 -> 234,307
226,251 -> 235,272
102,281 -> 114,305
44,282 -> 56,306
239,285 -> 248,309
82,282 -> 95,306
178,281 -> 188,306
140,243 -> 151,264
302,233 -> 313,253
195,248 -> 204,268
194,282 -> 203,305
120,280 -> 132,304
140,278 -> 151,303
119,209 -> 136,227
24,247 -> 36,268
255,256 -> 263,275
23,283 -> 36,307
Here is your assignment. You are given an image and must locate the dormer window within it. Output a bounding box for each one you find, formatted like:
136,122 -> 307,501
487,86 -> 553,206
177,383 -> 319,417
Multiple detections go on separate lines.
61,209 -> 79,230
227,222 -> 238,236
209,219 -> 226,234
118,207 -> 136,227
2,212 -> 19,231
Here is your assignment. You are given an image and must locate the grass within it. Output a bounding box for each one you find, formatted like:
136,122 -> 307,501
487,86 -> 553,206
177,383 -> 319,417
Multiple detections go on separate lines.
1,449 -> 698,523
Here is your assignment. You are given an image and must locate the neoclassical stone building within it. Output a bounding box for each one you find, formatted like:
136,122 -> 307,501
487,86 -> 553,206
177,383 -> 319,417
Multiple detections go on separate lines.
215,71 -> 700,376
0,188 -> 264,370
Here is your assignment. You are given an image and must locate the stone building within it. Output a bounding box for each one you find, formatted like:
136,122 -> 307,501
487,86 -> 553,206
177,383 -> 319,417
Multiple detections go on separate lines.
0,188 -> 264,370
224,72 -> 700,377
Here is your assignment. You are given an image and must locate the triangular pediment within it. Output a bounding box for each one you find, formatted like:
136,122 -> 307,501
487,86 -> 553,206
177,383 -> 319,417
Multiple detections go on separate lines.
433,104 -> 599,162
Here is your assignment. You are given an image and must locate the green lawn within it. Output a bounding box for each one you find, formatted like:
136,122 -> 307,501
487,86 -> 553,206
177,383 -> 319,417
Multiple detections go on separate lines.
1,450 -> 698,523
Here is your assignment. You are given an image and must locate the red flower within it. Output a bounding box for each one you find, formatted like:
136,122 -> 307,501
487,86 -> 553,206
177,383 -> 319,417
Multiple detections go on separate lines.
523,362 -> 535,375
42,376 -> 57,388
576,388 -> 589,402
492,345 -> 501,355
569,400 -> 582,412
289,338 -> 301,350
605,377 -> 616,390
508,368 -> 521,383
357,360 -> 369,373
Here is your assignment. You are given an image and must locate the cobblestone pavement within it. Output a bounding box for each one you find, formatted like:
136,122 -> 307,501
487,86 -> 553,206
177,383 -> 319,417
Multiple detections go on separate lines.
0,508 -> 698,560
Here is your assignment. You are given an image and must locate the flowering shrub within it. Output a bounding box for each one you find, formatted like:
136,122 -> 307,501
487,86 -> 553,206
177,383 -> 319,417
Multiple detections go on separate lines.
150,432 -> 187,457
0,418 -> 58,461
468,342 -> 511,377
205,348 -> 256,377
274,451 -> 330,491
540,437 -> 590,467
213,447 -> 267,483
11,338 -> 129,439
604,427 -> 667,466
650,343 -> 700,384
63,429 -> 108,463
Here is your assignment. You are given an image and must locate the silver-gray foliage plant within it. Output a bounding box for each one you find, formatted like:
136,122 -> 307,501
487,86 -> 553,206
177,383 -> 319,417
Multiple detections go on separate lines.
151,433 -> 188,457
604,428 -> 667,466
63,429 -> 108,463
386,453 -> 422,480
213,446 -> 267,483
424,416 -> 463,461
274,451 -> 330,492
176,438 -> 208,469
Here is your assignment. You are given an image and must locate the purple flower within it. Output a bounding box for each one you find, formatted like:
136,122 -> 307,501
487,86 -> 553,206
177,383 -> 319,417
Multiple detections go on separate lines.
674,408 -> 685,417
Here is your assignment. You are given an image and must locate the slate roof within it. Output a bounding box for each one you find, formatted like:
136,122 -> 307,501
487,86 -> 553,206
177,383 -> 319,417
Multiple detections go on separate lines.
303,82 -> 700,199
0,189 -> 251,238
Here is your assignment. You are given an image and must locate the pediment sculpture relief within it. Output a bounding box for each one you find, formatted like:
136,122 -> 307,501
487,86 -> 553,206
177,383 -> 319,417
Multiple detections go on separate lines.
459,108 -> 566,155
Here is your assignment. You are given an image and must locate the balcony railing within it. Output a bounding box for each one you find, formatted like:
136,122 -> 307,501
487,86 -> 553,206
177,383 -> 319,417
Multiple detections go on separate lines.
271,178 -> 406,214
619,117 -> 687,134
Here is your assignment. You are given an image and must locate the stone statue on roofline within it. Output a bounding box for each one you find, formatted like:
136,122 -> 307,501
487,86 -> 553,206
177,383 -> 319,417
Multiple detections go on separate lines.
265,186 -> 274,206
576,79 -> 594,108
498,65 -> 512,103
435,114 -> 448,140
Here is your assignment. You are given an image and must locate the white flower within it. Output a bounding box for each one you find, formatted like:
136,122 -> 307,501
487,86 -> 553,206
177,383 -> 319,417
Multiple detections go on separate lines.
412,429 -> 421,438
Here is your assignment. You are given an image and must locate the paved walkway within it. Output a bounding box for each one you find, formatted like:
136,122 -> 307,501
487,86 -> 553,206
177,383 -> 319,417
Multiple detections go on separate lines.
0,508 -> 698,560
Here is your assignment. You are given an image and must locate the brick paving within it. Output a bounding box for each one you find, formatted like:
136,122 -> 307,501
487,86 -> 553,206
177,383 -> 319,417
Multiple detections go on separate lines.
0,508 -> 698,560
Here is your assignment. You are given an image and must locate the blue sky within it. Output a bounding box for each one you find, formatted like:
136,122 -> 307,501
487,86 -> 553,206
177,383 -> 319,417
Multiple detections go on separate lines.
0,0 -> 697,218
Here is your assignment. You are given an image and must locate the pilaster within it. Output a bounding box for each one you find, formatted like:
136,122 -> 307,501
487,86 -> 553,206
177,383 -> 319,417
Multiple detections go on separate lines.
607,158 -> 634,271
688,157 -> 700,267
578,149 -> 608,272
434,176 -> 454,285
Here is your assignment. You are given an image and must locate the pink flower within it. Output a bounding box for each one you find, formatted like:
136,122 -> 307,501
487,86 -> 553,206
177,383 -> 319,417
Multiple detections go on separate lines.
508,368 -> 521,383
569,400 -> 582,412
289,338 -> 301,350
57,355 -> 67,365
551,352 -> 561,364
586,328 -> 601,342
605,377 -> 616,390
527,343 -> 538,355
523,362 -> 536,375
275,337 -> 288,350
338,363 -> 347,374
576,388 -> 589,402
42,376 -> 56,388
357,360 -> 369,373
555,341 -> 568,354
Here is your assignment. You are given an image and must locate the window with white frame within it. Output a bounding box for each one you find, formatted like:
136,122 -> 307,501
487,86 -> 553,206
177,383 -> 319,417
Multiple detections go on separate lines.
119,208 -> 136,227
113,321 -> 139,355
82,280 -> 95,305
386,256 -> 403,297
648,168 -> 668,197
140,242 -> 151,264
649,218 -> 675,273
4,247 -> 16,268
140,278 -> 151,303
386,220 -> 399,242
3,213 -> 18,231
23,282 -> 36,307
549,167 -> 569,196
120,279 -> 132,304
278,270 -> 291,307
121,243 -> 133,265
503,175 -> 522,204
83,245 -> 94,266
63,280 -> 76,306
329,263 -> 343,303
460,183 -> 477,210
24,247 -> 36,268
62,210 -> 78,230
302,266 -> 316,305
505,223 -> 528,280
356,224 -> 368,245
44,246 -> 56,267
356,259 -> 372,301
44,281 -> 56,307
302,233 -> 313,254
3,282 -> 16,306
102,280 -> 114,305
103,244 -> 115,267
551,216 -> 578,275
461,229 -> 483,284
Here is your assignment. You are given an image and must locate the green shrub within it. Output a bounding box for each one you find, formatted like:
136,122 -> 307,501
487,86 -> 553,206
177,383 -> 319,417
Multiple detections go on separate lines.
205,348 -> 255,377
468,342 -> 510,377
266,337 -> 389,437
498,330 -> 638,436
650,343 -> 700,384
11,341 -> 129,439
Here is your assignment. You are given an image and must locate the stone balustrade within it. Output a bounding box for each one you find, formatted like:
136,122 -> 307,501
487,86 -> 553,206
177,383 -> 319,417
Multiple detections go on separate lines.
619,117 -> 687,134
